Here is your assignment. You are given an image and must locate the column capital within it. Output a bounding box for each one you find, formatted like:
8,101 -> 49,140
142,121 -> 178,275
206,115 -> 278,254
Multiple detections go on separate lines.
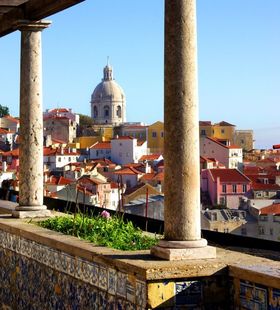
16,20 -> 51,32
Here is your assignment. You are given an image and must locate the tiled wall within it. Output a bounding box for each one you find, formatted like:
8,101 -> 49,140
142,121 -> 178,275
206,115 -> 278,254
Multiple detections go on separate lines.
147,276 -> 229,309
234,279 -> 280,310
0,230 -> 146,309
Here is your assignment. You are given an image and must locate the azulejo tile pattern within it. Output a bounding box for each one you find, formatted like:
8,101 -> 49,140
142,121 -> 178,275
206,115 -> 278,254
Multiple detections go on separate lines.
0,229 -> 146,308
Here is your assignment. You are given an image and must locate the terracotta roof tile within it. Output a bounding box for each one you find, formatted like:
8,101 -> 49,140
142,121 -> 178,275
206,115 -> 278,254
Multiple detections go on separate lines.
209,169 -> 251,183
260,203 -> 280,215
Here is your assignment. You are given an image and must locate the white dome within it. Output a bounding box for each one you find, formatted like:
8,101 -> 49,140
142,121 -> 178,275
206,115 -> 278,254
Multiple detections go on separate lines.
90,64 -> 126,125
91,79 -> 125,102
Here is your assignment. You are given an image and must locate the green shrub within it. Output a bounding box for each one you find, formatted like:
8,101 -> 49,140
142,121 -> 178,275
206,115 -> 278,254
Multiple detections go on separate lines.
38,213 -> 158,251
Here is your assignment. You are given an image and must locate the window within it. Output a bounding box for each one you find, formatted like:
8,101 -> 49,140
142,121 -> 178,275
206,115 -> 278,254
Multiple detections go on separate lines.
152,132 -> 157,138
93,106 -> 98,118
222,184 -> 227,193
220,197 -> 225,205
221,129 -> 225,134
259,226 -> 265,235
259,215 -> 268,222
104,106 -> 109,117
116,105 -> 122,117
212,213 -> 217,221
161,131 -> 164,138
201,129 -> 206,136
68,157 -> 71,162
232,184 -> 237,193
224,228 -> 229,233
58,157 -> 61,162
242,184 -> 247,193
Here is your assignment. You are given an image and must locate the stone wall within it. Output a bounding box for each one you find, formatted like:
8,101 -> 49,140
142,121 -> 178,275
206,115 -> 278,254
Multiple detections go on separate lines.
0,218 -> 279,309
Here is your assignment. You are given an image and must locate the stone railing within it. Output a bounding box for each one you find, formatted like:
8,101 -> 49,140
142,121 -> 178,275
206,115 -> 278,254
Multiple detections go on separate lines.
0,215 -> 279,308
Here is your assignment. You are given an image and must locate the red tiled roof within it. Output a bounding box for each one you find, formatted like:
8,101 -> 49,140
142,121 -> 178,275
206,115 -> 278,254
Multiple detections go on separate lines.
216,121 -> 235,127
52,138 -> 67,144
199,121 -> 212,126
46,176 -> 73,186
2,148 -> 19,157
209,169 -> 251,183
259,203 -> 280,215
91,158 -> 115,165
2,115 -> 19,124
111,182 -> 119,189
112,136 -> 134,140
153,171 -> 164,181
0,128 -> 11,134
90,142 -> 111,149
139,154 -> 162,161
251,183 -> 280,191
114,167 -> 143,175
137,141 -> 146,146
273,144 -> 280,150
48,108 -> 70,113
43,147 -> 79,156
78,177 -> 104,186
141,173 -> 156,181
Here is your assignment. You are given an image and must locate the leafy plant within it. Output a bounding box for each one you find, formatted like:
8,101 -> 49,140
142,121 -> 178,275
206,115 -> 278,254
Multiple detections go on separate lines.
38,213 -> 158,251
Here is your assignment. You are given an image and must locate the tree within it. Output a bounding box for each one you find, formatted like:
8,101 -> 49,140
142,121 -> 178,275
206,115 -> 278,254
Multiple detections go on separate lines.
78,114 -> 94,127
0,105 -> 9,117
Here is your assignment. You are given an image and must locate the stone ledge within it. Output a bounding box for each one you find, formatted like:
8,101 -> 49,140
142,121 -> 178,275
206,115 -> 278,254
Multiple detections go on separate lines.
0,214 -> 279,282
150,245 -> 216,261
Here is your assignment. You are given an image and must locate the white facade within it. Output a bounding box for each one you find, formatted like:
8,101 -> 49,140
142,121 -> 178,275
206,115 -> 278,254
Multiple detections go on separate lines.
89,142 -> 111,160
44,151 -> 79,171
200,137 -> 243,169
111,137 -> 147,165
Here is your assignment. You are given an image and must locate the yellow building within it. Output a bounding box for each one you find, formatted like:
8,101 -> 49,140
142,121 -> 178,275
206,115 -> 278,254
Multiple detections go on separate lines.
75,125 -> 114,149
199,121 -> 236,144
147,121 -> 164,154
212,121 -> 235,143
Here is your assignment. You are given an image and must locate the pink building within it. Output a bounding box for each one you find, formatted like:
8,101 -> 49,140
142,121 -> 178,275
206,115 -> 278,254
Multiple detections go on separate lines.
201,168 -> 251,209
200,137 -> 243,169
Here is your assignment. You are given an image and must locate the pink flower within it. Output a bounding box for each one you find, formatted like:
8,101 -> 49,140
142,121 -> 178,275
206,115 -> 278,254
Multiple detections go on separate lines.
101,210 -> 111,219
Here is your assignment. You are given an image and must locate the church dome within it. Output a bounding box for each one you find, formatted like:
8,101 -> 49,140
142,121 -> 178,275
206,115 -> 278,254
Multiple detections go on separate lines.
91,65 -> 125,102
90,64 -> 126,125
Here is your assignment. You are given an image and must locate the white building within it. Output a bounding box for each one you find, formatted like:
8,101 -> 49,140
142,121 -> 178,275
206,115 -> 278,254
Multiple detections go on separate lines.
200,136 -> 243,170
111,136 -> 147,165
43,108 -> 79,124
44,147 -> 80,171
89,141 -> 111,160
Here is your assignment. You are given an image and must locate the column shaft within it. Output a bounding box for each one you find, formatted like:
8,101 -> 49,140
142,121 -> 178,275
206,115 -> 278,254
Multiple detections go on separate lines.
18,21 -> 50,210
164,0 -> 201,241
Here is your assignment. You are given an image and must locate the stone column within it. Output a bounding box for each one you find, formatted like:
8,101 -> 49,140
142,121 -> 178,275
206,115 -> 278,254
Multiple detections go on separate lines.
151,0 -> 216,260
12,20 -> 51,218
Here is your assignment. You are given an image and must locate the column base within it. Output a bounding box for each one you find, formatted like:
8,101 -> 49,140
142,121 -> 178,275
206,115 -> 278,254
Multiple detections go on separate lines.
12,205 -> 51,219
151,239 -> 216,261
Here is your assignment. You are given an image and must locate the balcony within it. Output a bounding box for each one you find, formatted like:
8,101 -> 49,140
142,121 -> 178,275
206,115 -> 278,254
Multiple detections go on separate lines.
0,1 -> 279,309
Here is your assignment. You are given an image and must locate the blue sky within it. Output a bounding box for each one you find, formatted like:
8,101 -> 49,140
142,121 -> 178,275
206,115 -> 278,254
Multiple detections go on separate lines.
1,0 -> 280,149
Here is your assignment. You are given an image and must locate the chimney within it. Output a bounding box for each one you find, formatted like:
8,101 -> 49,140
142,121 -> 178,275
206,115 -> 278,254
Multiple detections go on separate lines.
3,161 -> 7,172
